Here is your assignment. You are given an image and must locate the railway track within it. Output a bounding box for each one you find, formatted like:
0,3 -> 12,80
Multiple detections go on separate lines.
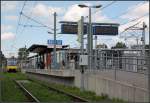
1,73 -> 90,102
14,80 -> 40,103
44,84 -> 88,102
15,79 -> 88,102
28,78 -> 89,102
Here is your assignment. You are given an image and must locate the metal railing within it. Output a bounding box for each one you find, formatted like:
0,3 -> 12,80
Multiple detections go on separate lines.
23,49 -> 149,75
94,49 -> 149,75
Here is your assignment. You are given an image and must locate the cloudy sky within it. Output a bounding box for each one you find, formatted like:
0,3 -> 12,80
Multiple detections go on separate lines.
1,1 -> 149,57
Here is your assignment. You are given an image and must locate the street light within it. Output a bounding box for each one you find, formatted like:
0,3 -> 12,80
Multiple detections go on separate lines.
78,4 -> 88,8
78,4 -> 102,8
78,4 -> 102,70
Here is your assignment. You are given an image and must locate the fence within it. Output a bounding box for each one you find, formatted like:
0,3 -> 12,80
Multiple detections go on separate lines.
23,49 -> 149,74
91,49 -> 149,75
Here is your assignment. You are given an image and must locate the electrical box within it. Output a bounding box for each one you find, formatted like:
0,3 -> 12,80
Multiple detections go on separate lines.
79,55 -> 88,65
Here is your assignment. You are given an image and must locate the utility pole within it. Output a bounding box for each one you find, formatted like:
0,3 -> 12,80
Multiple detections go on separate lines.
136,38 -> 138,48
0,29 -> 2,72
89,7 -> 92,70
54,12 -> 57,69
148,23 -> 150,103
141,22 -> 146,55
80,16 -> 84,54
0,32 -> 1,103
79,16 -> 84,90
95,35 -> 97,69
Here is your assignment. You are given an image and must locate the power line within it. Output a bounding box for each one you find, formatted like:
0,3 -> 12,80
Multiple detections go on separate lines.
111,1 -> 147,20
16,0 -> 27,35
119,21 -> 142,36
84,1 -> 117,20
13,1 -> 38,49
120,13 -> 148,25
18,24 -> 48,28
19,1 -> 38,33
21,12 -> 53,30
12,0 -> 27,54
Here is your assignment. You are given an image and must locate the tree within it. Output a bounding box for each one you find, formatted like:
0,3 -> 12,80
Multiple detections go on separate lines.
96,43 -> 108,49
145,44 -> 150,49
18,47 -> 29,60
111,42 -> 127,49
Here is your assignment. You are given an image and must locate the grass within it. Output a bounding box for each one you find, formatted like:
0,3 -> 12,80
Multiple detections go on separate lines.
30,77 -> 111,102
0,72 -> 28,80
1,73 -> 29,102
1,72 -> 72,102
29,76 -> 126,103
23,81 -> 72,102
0,72 -> 126,102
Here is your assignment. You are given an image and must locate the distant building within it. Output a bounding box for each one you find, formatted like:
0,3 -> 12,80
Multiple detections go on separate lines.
131,45 -> 143,49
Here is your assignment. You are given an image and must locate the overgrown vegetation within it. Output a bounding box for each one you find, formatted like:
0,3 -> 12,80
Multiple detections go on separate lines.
29,75 -> 126,103
0,72 -> 126,102
23,81 -> 72,102
30,77 -> 112,102
1,73 -> 28,102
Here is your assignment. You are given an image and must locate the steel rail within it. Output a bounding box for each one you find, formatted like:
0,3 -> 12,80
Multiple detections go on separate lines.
28,78 -> 89,102
14,80 -> 40,103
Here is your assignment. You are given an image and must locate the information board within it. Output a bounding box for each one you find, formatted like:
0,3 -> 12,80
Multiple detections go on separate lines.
61,24 -> 87,34
93,26 -> 118,35
60,22 -> 119,35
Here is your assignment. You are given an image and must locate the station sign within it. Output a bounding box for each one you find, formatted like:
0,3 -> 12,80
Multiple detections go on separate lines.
47,40 -> 62,48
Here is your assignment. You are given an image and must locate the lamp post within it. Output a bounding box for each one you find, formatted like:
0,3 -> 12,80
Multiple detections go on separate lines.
78,4 -> 102,70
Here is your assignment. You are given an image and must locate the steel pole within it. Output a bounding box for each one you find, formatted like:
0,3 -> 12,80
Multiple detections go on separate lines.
95,36 -> 97,69
81,16 -> 84,54
80,16 -> 84,91
148,23 -> 150,103
54,12 -> 57,69
142,22 -> 146,55
89,7 -> 92,70
0,21 -> 2,71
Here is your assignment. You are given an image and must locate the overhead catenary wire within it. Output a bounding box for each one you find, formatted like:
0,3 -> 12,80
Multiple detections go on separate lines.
10,0 -> 27,56
18,24 -> 48,28
84,1 -> 117,20
110,1 -> 147,20
119,21 -> 142,36
117,1 -> 148,40
120,13 -> 148,25
21,12 -> 53,30
19,1 -> 38,33
16,0 -> 27,35
12,1 -> 38,48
